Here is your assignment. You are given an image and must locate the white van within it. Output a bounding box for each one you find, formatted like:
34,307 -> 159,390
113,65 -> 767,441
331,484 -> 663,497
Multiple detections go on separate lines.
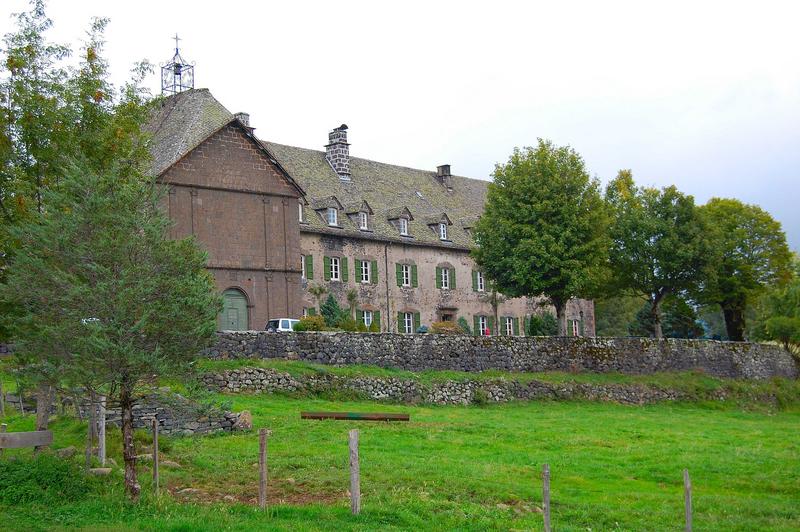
265,318 -> 300,332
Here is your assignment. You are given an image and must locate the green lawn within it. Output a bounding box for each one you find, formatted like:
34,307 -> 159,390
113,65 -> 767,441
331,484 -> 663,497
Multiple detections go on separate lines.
1,387 -> 798,531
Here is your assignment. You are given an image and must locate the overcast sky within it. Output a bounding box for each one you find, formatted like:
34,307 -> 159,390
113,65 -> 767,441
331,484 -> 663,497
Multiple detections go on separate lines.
3,0 -> 799,250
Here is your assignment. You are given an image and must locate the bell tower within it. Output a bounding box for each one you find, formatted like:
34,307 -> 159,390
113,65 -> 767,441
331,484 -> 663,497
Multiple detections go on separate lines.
161,34 -> 194,95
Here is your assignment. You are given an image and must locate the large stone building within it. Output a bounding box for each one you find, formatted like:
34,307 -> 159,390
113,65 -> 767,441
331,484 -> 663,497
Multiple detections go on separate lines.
148,88 -> 594,335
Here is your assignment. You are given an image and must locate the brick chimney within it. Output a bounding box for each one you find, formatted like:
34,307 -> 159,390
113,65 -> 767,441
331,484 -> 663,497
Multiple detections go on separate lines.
436,164 -> 452,189
325,124 -> 350,180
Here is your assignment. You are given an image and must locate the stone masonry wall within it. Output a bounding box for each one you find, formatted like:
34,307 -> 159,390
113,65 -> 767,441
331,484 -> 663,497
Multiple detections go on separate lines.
204,332 -> 799,380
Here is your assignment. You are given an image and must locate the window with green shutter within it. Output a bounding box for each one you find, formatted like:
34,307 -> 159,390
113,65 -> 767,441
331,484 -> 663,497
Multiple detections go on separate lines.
341,257 -> 349,282
435,267 -> 442,289
472,270 -> 478,291
356,309 -> 364,323
396,263 -> 403,287
323,256 -> 331,281
513,317 -> 520,336
473,315 -> 480,336
370,260 -> 378,284
450,268 -> 456,289
305,255 -> 314,280
413,312 -> 421,332
373,310 -> 381,330
488,316 -> 495,335
411,264 -> 418,287
354,259 -> 362,282
397,312 -> 404,332
307,307 -> 316,316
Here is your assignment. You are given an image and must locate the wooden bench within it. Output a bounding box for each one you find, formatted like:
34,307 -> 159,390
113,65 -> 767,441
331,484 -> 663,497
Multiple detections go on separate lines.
0,424 -> 53,452
301,411 -> 409,422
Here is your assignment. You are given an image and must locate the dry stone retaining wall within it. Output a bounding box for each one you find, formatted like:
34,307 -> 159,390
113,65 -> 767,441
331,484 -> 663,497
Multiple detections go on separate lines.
204,332 -> 798,380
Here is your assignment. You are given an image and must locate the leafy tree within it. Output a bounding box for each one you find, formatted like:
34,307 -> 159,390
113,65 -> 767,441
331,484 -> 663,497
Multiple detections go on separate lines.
0,163 -> 220,500
473,140 -> 609,335
628,295 -> 705,339
751,255 -> 800,353
594,295 -> 644,337
605,170 -> 711,338
320,294 -> 346,328
697,198 -> 792,341
526,312 -> 558,336
457,316 -> 472,335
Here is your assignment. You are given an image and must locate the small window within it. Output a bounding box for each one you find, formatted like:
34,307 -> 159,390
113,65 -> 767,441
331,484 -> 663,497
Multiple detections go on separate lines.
399,217 -> 409,235
298,202 -> 304,222
359,212 -> 368,230
302,308 -> 309,317
280,319 -> 290,329
361,260 -> 370,283
403,312 -> 414,334
401,264 -> 411,287
476,271 -> 485,292
504,317 -> 513,336
439,223 -> 448,240
363,310 -> 373,327
327,207 -> 338,226
330,257 -> 341,281
440,268 -> 450,290
570,319 -> 580,337
478,316 -> 489,336
301,255 -> 306,279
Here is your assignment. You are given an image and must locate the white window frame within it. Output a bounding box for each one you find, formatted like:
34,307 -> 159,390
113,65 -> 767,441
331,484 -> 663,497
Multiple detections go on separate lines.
440,267 -> 450,290
399,217 -> 409,235
476,271 -> 485,292
403,312 -> 414,334
330,256 -> 341,281
504,317 -> 513,336
301,254 -> 306,279
327,207 -> 338,226
478,316 -> 489,336
439,223 -> 448,240
359,212 -> 368,230
363,310 -> 373,327
298,202 -> 304,222
401,264 -> 411,287
360,260 -> 370,283
571,319 -> 580,337
302,307 -> 309,317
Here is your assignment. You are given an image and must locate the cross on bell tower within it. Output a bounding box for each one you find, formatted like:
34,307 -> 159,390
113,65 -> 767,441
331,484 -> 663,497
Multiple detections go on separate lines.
161,34 -> 194,95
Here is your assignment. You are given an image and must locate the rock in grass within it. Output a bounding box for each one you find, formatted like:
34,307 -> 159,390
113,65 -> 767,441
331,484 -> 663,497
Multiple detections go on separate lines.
89,468 -> 112,475
56,446 -> 76,459
161,460 -> 181,468
233,410 -> 252,430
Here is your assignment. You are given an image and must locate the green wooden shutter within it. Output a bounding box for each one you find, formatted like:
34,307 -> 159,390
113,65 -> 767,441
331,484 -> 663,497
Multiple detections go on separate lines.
413,312 -> 421,332
354,259 -> 361,282
341,257 -> 349,282
411,265 -> 418,287
305,255 -> 314,280
513,317 -> 519,336
488,316 -> 495,335
373,310 -> 381,330
473,315 -> 480,336
396,263 -> 403,287
356,309 -> 364,324
472,270 -> 478,291
579,319 -> 585,337
435,267 -> 442,289
307,307 -> 316,316
371,260 -> 378,284
323,256 -> 331,281
500,317 -> 506,336
450,268 -> 456,289
397,312 -> 404,332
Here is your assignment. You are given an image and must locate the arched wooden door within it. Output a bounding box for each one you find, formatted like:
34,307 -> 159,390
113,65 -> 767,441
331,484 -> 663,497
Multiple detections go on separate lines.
220,288 -> 249,331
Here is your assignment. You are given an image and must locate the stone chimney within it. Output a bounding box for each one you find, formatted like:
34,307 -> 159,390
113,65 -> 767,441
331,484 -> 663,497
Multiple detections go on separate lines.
325,124 -> 350,180
436,164 -> 452,189
234,112 -> 250,126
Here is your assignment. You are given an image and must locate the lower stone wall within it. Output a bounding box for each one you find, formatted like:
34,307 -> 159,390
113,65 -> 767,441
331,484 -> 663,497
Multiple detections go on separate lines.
204,332 -> 799,380
201,366 -> 744,406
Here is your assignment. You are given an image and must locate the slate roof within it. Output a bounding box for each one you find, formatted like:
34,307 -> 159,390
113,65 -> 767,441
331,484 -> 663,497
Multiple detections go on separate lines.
146,89 -> 489,251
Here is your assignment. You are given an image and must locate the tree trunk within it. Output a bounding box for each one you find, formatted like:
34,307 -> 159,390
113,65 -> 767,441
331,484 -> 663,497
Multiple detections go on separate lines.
120,380 -> 141,500
722,302 -> 746,342
554,299 -> 567,336
491,291 -> 499,336
651,299 -> 663,339
34,384 -> 54,453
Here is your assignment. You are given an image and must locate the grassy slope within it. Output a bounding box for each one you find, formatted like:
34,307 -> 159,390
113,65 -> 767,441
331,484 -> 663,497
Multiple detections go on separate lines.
1,388 -> 798,531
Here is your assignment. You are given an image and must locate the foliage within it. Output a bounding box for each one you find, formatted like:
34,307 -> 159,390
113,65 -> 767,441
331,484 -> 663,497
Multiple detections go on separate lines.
457,316 -> 473,335
526,312 -> 558,336
430,321 -> 465,335
628,295 -> 705,339
319,294 -> 347,328
698,305 -> 729,340
605,170 -> 711,338
472,140 -> 609,334
368,320 -> 380,333
751,263 -> 800,353
594,295 -> 645,337
292,315 -> 326,332
0,453 -> 97,505
337,317 -> 360,332
697,198 -> 792,341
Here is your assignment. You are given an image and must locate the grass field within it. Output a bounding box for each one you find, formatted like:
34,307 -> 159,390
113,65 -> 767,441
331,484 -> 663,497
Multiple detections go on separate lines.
0,369 -> 798,530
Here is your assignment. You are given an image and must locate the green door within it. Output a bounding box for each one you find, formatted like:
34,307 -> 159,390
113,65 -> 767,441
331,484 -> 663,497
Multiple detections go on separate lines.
220,289 -> 249,331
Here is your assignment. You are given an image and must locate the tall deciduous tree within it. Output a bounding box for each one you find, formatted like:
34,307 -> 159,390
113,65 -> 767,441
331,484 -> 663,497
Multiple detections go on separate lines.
473,140 -> 609,335
0,164 -> 220,500
605,170 -> 711,338
697,198 -> 792,341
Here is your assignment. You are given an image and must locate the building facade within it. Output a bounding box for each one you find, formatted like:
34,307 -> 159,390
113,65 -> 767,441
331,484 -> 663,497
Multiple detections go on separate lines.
148,89 -> 595,336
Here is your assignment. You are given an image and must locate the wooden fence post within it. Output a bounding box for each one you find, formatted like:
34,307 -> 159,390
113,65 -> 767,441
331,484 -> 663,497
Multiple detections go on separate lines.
542,463 -> 551,532
684,469 -> 692,531
349,429 -> 361,515
16,381 -> 24,415
84,397 -> 93,469
152,418 -> 159,494
0,381 -> 5,417
0,423 -> 6,458
98,395 -> 106,466
258,428 -> 268,510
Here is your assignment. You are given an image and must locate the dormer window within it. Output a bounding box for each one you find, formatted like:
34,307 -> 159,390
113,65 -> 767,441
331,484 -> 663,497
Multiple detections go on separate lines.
298,202 -> 305,223
358,212 -> 368,230
439,223 -> 448,240
399,217 -> 409,236
327,207 -> 338,226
